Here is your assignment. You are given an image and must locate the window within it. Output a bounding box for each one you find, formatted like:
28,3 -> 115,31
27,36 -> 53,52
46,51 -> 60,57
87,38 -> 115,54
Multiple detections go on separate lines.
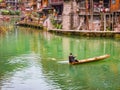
111,0 -> 116,4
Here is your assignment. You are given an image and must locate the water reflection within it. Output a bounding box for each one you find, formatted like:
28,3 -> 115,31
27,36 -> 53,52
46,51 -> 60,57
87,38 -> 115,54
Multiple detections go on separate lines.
0,27 -> 120,90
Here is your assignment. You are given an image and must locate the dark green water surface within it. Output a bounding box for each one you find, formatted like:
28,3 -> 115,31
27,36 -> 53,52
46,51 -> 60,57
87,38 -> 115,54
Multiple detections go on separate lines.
0,27 -> 120,90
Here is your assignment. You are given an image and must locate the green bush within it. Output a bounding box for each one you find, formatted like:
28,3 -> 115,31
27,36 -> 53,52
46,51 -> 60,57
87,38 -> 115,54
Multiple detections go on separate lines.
56,24 -> 62,29
15,10 -> 20,15
58,24 -> 62,29
1,10 -> 9,15
106,26 -> 111,31
9,10 -> 16,15
32,12 -> 39,17
1,10 -> 20,15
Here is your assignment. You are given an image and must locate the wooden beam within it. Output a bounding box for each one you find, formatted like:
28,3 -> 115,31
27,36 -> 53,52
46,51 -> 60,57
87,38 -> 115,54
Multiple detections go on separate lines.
85,0 -> 89,30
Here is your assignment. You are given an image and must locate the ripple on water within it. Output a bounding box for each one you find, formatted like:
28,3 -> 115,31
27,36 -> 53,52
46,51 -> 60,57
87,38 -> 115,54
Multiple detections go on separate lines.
1,53 -> 62,90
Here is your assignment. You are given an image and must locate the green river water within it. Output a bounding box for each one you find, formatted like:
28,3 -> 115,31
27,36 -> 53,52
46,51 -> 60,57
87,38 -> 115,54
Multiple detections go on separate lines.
0,26 -> 120,90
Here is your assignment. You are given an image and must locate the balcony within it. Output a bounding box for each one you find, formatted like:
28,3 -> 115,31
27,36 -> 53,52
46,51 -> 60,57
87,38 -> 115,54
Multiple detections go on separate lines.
49,0 -> 63,5
29,0 -> 37,5
0,3 -> 6,8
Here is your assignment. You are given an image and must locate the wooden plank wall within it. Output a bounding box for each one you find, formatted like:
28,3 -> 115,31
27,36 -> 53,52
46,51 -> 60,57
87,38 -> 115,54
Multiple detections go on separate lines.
110,0 -> 120,12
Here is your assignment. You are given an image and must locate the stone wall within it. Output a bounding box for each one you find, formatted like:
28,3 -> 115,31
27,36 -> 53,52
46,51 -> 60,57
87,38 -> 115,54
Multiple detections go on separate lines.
72,1 -> 79,29
62,1 -> 79,30
62,2 -> 72,30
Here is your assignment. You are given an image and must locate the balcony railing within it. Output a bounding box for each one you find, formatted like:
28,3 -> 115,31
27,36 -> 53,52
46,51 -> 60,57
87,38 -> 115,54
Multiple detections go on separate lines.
0,3 -> 6,7
49,0 -> 63,5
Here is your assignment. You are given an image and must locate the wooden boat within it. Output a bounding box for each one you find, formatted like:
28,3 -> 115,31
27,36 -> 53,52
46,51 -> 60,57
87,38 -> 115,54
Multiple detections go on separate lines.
70,54 -> 110,65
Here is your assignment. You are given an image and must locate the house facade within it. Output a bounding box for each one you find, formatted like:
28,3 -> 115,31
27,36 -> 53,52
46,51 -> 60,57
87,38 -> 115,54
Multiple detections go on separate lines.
110,0 -> 120,31
76,0 -> 110,31
110,0 -> 120,12
6,0 -> 19,10
0,0 -> 6,8
49,0 -> 63,15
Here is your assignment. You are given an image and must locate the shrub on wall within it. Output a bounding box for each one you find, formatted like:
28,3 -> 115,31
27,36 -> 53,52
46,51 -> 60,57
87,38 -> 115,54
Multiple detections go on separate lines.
15,10 -> 20,15
9,10 -> 16,15
1,10 -> 9,15
1,10 -> 20,15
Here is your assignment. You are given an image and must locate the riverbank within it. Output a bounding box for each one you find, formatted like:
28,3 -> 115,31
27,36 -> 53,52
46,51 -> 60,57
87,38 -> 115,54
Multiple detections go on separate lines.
16,18 -> 120,38
48,29 -> 120,38
0,26 -> 8,34
16,21 -> 43,29
0,15 -> 19,34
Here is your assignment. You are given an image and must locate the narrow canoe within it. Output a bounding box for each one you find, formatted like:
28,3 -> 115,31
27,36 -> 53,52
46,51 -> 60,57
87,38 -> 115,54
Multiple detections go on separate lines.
70,54 -> 110,65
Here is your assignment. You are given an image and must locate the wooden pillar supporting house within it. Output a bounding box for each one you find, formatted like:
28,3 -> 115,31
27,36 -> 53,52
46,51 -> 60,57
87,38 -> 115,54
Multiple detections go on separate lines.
86,0 -> 89,30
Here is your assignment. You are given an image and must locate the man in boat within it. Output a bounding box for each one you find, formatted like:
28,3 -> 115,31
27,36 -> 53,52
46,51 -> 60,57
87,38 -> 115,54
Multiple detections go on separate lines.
69,53 -> 78,63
